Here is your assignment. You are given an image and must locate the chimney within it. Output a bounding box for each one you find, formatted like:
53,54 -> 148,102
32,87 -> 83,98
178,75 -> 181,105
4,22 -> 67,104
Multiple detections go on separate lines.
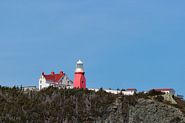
42,72 -> 45,75
60,71 -> 63,74
51,72 -> 55,75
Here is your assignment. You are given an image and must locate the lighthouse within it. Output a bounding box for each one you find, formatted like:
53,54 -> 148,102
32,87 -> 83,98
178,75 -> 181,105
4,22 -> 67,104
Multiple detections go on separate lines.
74,60 -> 86,89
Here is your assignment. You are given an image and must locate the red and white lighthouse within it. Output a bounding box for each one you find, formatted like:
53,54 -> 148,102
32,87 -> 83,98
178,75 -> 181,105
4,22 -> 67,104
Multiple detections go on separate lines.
74,60 -> 86,89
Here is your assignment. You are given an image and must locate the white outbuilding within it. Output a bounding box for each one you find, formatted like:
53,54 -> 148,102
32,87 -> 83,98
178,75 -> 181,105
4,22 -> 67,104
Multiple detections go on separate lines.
154,88 -> 175,95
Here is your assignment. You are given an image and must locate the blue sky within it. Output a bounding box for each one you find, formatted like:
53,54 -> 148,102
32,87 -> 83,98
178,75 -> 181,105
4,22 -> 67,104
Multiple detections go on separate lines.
0,0 -> 185,95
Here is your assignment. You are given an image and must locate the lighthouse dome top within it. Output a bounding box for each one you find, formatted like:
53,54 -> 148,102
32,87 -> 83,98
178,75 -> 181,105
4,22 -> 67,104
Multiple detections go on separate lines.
75,60 -> 84,73
77,60 -> 83,65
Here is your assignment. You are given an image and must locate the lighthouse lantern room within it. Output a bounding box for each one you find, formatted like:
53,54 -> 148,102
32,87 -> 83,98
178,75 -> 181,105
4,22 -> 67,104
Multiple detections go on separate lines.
74,60 -> 86,89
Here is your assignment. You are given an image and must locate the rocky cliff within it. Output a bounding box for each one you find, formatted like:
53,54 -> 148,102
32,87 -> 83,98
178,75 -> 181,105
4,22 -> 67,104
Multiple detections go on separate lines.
0,86 -> 184,123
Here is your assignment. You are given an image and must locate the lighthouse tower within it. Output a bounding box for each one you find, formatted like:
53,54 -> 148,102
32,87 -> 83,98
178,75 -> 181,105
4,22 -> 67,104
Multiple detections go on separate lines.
74,60 -> 86,89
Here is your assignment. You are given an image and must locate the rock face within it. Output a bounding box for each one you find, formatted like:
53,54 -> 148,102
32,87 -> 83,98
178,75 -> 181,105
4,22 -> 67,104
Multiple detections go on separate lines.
163,94 -> 177,104
0,87 -> 185,123
129,99 -> 185,123
92,98 -> 185,123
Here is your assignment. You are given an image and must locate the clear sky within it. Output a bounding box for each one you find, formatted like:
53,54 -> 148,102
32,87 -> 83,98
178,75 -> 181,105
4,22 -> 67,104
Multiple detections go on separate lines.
0,0 -> 185,95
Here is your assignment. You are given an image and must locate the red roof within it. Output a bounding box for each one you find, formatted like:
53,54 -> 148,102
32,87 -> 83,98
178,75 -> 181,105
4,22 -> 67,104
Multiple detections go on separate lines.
127,88 -> 137,91
42,71 -> 64,83
154,88 -> 174,91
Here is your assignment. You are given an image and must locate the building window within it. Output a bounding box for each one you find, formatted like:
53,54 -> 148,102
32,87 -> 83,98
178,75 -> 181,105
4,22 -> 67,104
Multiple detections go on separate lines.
40,85 -> 42,89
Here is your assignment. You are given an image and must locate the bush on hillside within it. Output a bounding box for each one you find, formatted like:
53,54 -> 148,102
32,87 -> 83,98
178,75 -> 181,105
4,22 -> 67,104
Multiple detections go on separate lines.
154,96 -> 164,102
148,89 -> 165,96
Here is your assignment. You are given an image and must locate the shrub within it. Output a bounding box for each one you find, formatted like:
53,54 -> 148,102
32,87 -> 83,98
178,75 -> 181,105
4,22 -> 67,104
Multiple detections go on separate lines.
154,96 -> 164,102
148,89 -> 164,96
136,92 -> 149,99
170,117 -> 181,123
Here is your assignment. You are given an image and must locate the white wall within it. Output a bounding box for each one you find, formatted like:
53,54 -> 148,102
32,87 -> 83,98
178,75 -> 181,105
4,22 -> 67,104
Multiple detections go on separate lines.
39,76 -> 50,90
88,88 -> 136,95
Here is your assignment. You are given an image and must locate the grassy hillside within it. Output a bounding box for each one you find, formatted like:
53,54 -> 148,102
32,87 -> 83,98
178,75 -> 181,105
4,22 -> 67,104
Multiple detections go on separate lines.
0,86 -> 184,123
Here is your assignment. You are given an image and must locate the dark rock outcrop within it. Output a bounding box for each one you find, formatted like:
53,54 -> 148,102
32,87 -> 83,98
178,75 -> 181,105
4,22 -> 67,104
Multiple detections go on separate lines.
129,99 -> 185,123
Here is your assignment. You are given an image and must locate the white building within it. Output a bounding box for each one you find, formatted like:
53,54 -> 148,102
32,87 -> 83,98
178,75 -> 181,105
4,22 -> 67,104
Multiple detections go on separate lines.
39,71 -> 73,90
154,88 -> 175,95
123,88 -> 137,95
23,86 -> 38,91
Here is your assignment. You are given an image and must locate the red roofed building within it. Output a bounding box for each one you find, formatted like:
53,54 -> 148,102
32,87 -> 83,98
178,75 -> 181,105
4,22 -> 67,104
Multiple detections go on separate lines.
154,88 -> 175,95
39,71 -> 73,90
